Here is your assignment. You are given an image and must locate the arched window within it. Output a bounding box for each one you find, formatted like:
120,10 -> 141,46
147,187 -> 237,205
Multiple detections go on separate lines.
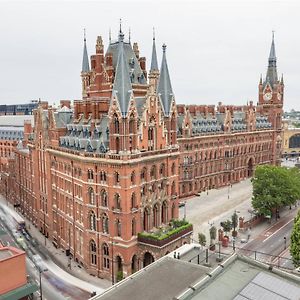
114,194 -> 121,210
129,116 -> 135,134
103,243 -> 110,269
131,171 -> 135,185
88,187 -> 95,205
132,218 -> 136,236
102,213 -> 109,234
161,201 -> 168,224
159,163 -> 166,178
116,219 -> 121,237
90,240 -> 97,265
153,203 -> 159,228
171,203 -> 176,219
114,114 -> 120,134
88,169 -> 94,181
150,165 -> 157,180
101,189 -> 108,207
100,171 -> 107,182
171,181 -> 176,196
143,207 -> 150,231
171,163 -> 176,175
114,172 -> 120,185
131,193 -> 136,209
140,167 -> 147,182
89,211 -> 96,231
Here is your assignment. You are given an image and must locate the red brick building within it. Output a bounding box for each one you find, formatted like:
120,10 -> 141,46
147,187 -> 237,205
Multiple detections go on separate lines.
1,29 -> 282,282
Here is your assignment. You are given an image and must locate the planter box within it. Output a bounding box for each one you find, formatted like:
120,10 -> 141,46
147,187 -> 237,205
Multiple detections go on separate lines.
138,225 -> 193,248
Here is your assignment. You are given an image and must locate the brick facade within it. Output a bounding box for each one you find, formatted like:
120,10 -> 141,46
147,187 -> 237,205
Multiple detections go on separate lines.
0,30 -> 283,282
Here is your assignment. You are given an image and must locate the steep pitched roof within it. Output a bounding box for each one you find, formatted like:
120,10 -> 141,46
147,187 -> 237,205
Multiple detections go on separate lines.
265,32 -> 278,87
112,32 -> 133,117
157,44 -> 174,116
150,36 -> 159,71
82,35 -> 90,73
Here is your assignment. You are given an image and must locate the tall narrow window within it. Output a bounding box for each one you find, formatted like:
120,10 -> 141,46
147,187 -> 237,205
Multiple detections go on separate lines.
90,240 -> 97,265
103,243 -> 110,269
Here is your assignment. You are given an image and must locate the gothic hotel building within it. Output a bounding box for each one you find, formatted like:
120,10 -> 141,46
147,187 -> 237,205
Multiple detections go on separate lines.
3,28 -> 283,280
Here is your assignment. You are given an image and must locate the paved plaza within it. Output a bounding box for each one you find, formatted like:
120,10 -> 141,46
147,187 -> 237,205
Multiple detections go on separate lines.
180,179 -> 253,241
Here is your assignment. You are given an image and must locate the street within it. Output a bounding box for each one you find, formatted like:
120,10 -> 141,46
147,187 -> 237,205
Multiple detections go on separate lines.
0,205 -> 98,300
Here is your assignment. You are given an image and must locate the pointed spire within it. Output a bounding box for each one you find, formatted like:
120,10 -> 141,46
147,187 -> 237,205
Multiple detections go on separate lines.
109,28 -> 111,44
150,28 -> 159,72
281,74 -> 284,84
118,18 -> 125,42
129,27 -> 131,44
269,31 -> 276,61
259,74 -> 262,85
265,31 -> 278,86
112,33 -> 133,117
157,44 -> 174,116
82,28 -> 90,72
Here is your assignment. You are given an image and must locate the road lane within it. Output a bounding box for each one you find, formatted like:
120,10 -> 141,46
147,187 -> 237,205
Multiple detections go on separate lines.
0,207 -> 91,300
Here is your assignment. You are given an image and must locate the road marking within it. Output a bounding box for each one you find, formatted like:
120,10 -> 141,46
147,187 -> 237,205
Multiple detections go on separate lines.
262,219 -> 294,243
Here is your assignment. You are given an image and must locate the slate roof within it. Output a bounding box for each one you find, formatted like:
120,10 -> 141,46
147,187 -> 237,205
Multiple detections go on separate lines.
0,127 -> 23,140
264,32 -> 278,88
112,32 -> 133,117
106,37 -> 146,85
82,37 -> 90,72
150,36 -> 159,71
157,44 -> 174,116
59,115 -> 109,153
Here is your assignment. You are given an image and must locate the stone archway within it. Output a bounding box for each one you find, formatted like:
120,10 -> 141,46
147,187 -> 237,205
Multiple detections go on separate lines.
143,252 -> 154,267
131,254 -> 138,274
247,158 -> 254,177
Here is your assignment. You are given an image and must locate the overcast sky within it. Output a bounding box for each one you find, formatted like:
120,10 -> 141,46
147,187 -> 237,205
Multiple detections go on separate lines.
0,0 -> 299,111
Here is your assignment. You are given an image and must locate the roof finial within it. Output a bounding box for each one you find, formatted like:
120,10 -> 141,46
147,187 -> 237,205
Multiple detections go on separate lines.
129,27 -> 131,43
153,27 -> 155,40
84,28 -> 86,42
119,18 -> 122,33
109,28 -> 111,43
272,30 -> 275,41
162,43 -> 166,53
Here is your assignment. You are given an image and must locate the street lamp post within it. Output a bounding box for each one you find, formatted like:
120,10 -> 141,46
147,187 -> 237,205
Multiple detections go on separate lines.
284,236 -> 287,250
184,201 -> 187,219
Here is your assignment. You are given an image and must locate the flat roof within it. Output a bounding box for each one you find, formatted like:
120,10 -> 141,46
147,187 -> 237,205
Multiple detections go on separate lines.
189,258 -> 300,300
96,257 -> 208,300
0,249 -> 13,260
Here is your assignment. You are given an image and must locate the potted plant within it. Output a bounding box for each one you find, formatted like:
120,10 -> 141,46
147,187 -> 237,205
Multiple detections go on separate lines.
231,212 -> 238,237
209,226 -> 217,250
220,220 -> 232,247
116,270 -> 124,282
198,232 -> 206,246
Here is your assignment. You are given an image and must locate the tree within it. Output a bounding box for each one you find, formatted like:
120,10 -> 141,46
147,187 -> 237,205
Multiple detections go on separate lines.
220,220 -> 232,236
209,226 -> 217,245
251,165 -> 300,217
198,233 -> 206,246
290,211 -> 300,267
231,212 -> 238,236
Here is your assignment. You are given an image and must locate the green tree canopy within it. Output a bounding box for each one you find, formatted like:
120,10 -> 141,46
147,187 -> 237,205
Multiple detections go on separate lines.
251,165 -> 300,216
290,211 -> 300,267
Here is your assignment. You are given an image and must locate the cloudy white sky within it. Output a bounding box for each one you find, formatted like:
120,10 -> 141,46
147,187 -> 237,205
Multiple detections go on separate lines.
0,0 -> 299,111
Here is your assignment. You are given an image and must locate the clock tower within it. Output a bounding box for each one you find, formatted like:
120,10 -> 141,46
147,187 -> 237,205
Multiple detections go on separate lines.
258,32 -> 284,131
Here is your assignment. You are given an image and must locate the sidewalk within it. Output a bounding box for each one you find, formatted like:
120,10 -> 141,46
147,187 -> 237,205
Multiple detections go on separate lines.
0,195 -> 111,292
219,205 -> 297,254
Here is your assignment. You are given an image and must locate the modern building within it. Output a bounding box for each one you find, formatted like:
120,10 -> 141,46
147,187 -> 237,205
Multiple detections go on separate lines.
0,28 -> 283,282
0,101 -> 38,116
0,245 -> 38,299
91,244 -> 300,300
